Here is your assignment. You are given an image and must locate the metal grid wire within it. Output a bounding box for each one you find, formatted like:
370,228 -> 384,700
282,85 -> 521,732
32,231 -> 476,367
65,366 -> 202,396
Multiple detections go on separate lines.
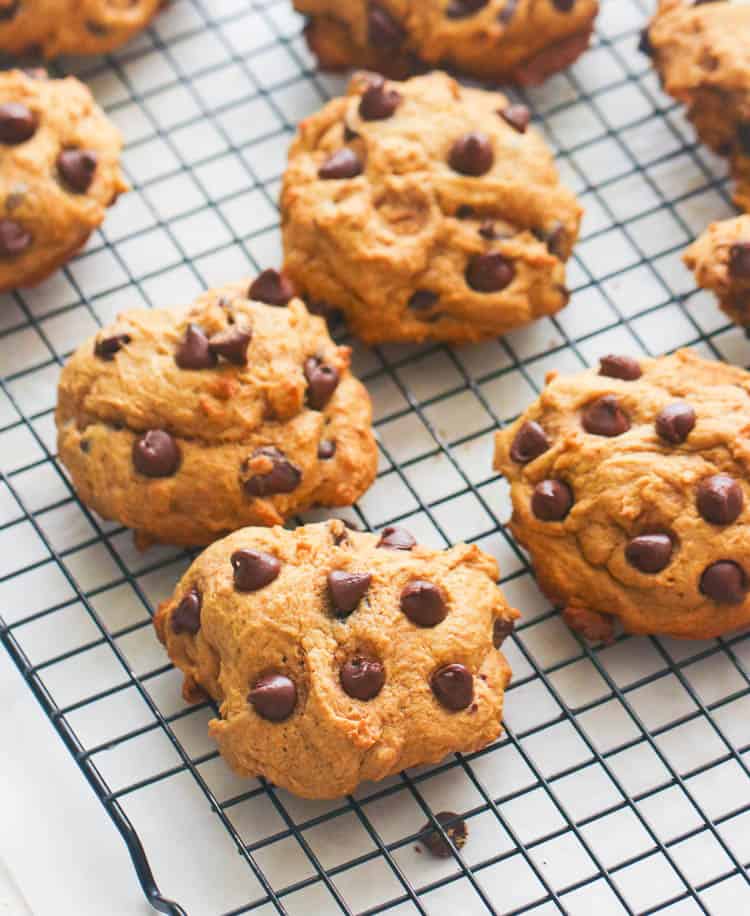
2,0 -> 750,913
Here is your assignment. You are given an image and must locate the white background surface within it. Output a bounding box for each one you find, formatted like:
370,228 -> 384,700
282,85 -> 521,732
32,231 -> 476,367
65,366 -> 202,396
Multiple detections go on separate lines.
4,0 -> 750,914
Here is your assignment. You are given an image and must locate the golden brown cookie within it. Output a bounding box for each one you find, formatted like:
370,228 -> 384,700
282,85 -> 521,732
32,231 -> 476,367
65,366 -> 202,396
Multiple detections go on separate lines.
684,214 -> 750,327
494,349 -> 750,641
295,0 -> 599,86
644,0 -> 750,211
281,71 -> 582,345
154,520 -> 519,799
0,69 -> 127,292
56,276 -> 378,548
0,0 -> 162,58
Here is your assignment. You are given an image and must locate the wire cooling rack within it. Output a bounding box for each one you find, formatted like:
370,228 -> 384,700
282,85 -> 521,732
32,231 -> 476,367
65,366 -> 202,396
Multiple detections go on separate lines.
2,0 -> 750,913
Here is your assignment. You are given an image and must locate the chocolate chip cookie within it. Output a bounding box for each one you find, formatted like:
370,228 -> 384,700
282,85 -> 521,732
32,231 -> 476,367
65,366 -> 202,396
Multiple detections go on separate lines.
494,349 -> 750,641
154,520 -> 519,798
295,0 -> 599,86
684,215 -> 750,327
281,71 -> 582,345
644,0 -> 750,211
0,1 -> 162,58
56,277 -> 378,548
0,69 -> 127,292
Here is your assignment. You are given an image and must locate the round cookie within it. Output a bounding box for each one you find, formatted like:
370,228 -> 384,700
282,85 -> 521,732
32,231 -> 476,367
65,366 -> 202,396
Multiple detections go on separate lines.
56,277 -> 378,548
684,215 -> 750,328
0,1 -> 162,58
154,519 -> 519,799
0,69 -> 127,292
494,349 -> 750,641
644,0 -> 750,211
281,71 -> 582,345
295,0 -> 599,86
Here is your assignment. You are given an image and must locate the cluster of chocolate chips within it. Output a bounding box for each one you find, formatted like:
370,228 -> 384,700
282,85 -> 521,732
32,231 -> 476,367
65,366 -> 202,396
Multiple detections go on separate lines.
315,83 -> 538,322
91,271 -> 341,485
0,98 -> 99,258
509,354 -> 748,604
171,527 -> 512,722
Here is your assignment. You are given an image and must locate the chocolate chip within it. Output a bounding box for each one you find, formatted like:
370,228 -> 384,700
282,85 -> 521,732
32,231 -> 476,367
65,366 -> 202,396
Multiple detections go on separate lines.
377,526 -> 416,550
545,223 -> 567,258
319,148 -> 363,180
466,253 -> 515,292
419,812 -> 468,858
729,243 -> 750,280
655,402 -> 696,444
368,4 -> 405,47
446,0 -> 489,17
343,124 -> 359,142
175,323 -> 216,370
478,221 -> 500,240
493,617 -> 515,648
248,269 -> 295,306
94,333 -> 131,361
700,561 -> 748,604
318,439 -> 336,459
359,77 -> 402,121
510,420 -> 550,464
551,0 -> 575,10
582,395 -> 630,437
248,673 -> 296,721
132,430 -> 180,478
532,480 -> 573,521
171,588 -> 202,635
304,357 -> 340,410
638,28 -> 653,57
243,447 -> 301,498
0,102 -> 37,144
599,354 -> 642,381
0,219 -> 31,256
208,327 -> 252,366
340,655 -> 385,700
497,0 -> 518,23
408,289 -> 439,311
0,1 -> 19,22
231,549 -> 281,592
328,570 -> 372,616
456,204 -> 475,219
400,580 -> 447,627
500,104 -> 531,133
448,132 -> 494,177
431,663 -> 474,711
57,149 -> 98,193
625,534 -> 673,574
697,475 -> 744,525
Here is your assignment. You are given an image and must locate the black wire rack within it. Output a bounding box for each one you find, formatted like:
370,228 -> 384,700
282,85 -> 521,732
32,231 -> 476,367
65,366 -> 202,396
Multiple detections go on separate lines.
2,0 -> 750,913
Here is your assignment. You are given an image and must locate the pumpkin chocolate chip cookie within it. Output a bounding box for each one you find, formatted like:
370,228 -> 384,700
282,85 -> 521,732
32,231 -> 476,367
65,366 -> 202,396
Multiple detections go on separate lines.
154,520 -> 519,799
644,0 -> 750,211
494,349 -> 750,641
684,214 -> 750,328
56,277 -> 378,548
0,0 -> 162,58
281,71 -> 582,345
0,68 -> 127,292
295,0 -> 599,86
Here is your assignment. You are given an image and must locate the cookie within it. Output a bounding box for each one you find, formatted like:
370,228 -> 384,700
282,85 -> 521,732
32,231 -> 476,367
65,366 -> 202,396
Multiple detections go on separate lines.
644,0 -> 750,211
0,69 -> 127,292
0,1 -> 162,58
154,520 -> 519,798
684,215 -> 750,327
494,349 -> 750,641
281,71 -> 582,345
295,0 -> 599,86
56,277 -> 378,548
